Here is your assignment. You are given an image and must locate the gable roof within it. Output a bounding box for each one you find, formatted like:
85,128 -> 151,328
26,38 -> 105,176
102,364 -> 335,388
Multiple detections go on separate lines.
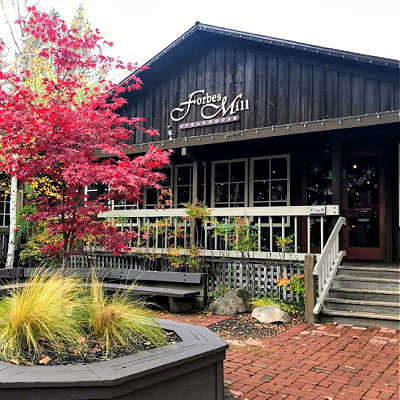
121,22 -> 399,86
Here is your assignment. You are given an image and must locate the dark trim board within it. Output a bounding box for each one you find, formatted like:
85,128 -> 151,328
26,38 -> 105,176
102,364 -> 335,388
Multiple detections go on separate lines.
0,319 -> 228,400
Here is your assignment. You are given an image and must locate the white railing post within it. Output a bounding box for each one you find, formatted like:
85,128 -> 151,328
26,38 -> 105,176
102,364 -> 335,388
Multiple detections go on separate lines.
313,216 -> 346,315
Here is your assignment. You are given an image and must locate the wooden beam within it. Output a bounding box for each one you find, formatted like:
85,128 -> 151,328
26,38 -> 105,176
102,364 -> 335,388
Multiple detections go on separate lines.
192,160 -> 199,202
331,139 -> 343,207
304,254 -> 317,324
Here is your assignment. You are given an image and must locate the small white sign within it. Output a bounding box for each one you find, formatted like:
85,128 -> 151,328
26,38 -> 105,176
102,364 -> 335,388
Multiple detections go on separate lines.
309,205 -> 326,216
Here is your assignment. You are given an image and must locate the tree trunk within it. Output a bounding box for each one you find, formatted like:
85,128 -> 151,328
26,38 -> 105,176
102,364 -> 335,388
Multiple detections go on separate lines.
61,233 -> 70,270
6,176 -> 18,269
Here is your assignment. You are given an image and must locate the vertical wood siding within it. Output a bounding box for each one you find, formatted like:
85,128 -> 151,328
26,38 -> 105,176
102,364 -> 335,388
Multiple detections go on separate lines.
124,40 -> 399,145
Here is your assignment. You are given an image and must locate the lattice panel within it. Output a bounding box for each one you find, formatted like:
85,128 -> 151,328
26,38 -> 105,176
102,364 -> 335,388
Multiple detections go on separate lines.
70,253 -> 303,301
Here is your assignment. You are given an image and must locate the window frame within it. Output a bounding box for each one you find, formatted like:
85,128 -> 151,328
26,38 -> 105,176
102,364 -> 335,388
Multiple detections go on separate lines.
173,163 -> 194,208
0,189 -> 10,227
211,158 -> 249,207
249,154 -> 290,208
143,166 -> 173,209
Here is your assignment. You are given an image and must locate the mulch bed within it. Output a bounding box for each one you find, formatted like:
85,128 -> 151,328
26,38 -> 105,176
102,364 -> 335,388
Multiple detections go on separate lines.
3,329 -> 181,366
209,312 -> 304,341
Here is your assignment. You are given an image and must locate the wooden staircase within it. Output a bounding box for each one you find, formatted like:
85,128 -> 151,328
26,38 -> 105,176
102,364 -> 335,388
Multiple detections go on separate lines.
319,263 -> 400,330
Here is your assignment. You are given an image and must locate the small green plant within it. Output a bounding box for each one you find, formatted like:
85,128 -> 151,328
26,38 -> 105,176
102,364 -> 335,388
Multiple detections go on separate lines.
275,234 -> 295,253
209,282 -> 230,301
183,201 -> 211,219
166,247 -> 185,269
250,296 -> 303,315
214,217 -> 257,253
249,297 -> 277,308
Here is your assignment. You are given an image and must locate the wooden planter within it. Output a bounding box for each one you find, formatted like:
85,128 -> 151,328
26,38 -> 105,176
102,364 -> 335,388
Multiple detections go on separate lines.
0,319 -> 228,400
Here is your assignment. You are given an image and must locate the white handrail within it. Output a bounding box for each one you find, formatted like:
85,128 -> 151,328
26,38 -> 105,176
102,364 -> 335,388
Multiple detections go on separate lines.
313,216 -> 346,314
97,205 -> 341,262
102,205 -> 340,218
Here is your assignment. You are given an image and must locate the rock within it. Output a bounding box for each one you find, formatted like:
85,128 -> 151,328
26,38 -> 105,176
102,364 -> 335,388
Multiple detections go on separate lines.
209,289 -> 250,315
251,305 -> 290,324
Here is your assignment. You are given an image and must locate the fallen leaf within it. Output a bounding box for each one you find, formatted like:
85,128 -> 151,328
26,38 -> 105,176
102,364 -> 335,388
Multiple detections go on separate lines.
9,358 -> 19,365
39,356 -> 51,365
91,347 -> 101,354
77,336 -> 86,344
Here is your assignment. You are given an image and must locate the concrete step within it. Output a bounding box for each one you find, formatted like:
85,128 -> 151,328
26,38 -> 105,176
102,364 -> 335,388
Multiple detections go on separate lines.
324,297 -> 399,316
320,309 -> 400,330
331,276 -> 400,291
328,287 -> 400,303
337,266 -> 400,280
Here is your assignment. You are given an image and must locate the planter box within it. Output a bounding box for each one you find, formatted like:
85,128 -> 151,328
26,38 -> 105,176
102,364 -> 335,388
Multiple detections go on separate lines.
0,319 -> 228,400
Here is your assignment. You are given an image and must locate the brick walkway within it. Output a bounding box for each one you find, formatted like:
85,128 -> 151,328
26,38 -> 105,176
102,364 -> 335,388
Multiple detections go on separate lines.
156,313 -> 400,400
224,323 -> 399,400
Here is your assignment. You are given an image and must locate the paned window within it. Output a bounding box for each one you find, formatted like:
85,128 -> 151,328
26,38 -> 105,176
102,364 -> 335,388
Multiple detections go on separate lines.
143,167 -> 172,209
212,159 -> 248,207
250,155 -> 290,207
0,191 -> 10,227
174,164 -> 193,207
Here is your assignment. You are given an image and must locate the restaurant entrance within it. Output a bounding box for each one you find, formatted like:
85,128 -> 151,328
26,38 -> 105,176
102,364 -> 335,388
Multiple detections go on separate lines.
343,152 -> 385,260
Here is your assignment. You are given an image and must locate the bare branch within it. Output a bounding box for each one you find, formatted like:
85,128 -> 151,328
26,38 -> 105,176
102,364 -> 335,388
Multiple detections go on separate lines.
1,0 -> 22,56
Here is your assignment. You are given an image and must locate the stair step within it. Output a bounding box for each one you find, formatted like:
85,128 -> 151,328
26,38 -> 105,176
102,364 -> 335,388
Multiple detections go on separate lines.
343,263 -> 400,270
332,276 -> 399,290
324,298 -> 399,315
337,266 -> 400,279
320,309 -> 400,329
328,287 -> 400,302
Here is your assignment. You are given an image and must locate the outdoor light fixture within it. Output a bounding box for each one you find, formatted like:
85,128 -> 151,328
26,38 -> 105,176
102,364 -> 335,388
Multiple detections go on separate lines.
167,125 -> 173,140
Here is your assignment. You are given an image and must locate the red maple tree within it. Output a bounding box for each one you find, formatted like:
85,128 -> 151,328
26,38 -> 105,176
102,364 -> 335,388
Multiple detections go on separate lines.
0,7 -> 170,266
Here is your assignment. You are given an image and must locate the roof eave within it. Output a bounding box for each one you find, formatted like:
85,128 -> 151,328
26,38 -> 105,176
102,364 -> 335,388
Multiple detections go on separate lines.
125,109 -> 400,155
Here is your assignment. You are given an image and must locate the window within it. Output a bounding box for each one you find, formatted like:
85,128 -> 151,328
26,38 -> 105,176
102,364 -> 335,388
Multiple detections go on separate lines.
85,183 -> 109,202
250,155 -> 290,207
211,159 -> 248,207
174,164 -> 193,207
0,191 -> 10,227
143,167 -> 172,209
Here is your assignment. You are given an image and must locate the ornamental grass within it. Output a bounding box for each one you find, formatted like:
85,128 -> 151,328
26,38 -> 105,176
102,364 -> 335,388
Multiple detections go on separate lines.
0,270 -> 84,360
86,277 -> 167,354
0,269 -> 166,364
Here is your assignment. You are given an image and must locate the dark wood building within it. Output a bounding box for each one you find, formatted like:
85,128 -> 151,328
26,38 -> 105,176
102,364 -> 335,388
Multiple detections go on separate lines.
113,23 -> 399,260
101,23 -> 399,327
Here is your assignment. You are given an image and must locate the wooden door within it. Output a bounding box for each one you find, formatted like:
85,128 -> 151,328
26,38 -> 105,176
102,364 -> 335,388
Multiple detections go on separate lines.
343,151 -> 385,260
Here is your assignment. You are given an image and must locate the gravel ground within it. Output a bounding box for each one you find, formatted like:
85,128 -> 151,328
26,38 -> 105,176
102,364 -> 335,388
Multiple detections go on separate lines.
209,312 -> 304,341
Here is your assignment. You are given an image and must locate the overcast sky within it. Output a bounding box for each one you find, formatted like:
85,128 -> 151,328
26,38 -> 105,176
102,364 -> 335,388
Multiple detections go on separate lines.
36,0 -> 399,70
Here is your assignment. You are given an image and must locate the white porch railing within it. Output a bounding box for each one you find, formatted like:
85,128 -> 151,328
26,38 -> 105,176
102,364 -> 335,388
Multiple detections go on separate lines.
101,205 -> 340,261
313,216 -> 346,314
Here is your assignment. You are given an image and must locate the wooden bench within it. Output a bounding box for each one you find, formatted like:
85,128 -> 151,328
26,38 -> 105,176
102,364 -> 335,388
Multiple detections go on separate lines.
1,268 -> 207,313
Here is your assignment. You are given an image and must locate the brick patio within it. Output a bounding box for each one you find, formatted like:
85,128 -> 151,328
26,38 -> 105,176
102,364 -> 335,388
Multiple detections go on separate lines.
156,313 -> 400,400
